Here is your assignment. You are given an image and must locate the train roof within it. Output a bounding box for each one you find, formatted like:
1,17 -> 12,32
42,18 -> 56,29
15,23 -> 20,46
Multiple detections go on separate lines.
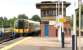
16,19 -> 40,24
27,20 -> 40,24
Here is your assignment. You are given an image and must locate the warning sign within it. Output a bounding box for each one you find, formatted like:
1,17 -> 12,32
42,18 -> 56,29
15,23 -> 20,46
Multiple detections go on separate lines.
56,15 -> 65,23
59,18 -> 65,23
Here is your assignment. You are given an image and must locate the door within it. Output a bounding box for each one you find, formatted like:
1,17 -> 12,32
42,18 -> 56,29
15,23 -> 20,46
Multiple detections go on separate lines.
44,24 -> 49,37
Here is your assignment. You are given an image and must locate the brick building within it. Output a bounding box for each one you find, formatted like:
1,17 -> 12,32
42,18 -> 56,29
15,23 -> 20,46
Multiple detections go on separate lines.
36,1 -> 71,37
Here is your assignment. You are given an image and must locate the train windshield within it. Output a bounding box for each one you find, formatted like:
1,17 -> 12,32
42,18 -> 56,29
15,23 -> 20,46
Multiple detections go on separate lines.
15,20 -> 28,29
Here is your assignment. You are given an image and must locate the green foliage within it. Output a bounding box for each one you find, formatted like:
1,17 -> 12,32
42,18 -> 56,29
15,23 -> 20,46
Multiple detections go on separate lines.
18,14 -> 28,19
76,5 -> 83,16
0,17 -> 3,27
3,17 -> 8,27
76,5 -> 83,27
0,14 -> 28,28
9,17 -> 17,27
0,14 -> 40,28
31,15 -> 41,22
0,17 -> 11,28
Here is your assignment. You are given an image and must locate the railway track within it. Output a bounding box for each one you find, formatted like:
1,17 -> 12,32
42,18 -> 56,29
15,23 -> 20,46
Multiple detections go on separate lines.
0,30 -> 40,44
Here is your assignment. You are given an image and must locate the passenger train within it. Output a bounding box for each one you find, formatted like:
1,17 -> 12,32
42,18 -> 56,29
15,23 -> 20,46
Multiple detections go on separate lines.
0,19 -> 40,43
14,19 -> 40,37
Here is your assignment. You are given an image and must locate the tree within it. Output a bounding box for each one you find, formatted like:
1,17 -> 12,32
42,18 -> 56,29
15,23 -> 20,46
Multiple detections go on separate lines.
9,17 -> 17,27
0,17 -> 4,27
31,15 -> 41,22
76,4 -> 83,16
76,5 -> 83,28
18,14 -> 28,19
0,17 -> 10,28
3,17 -> 8,27
0,17 -> 3,21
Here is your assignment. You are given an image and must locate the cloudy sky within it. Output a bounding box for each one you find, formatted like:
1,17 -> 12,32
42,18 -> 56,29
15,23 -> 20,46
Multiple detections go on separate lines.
0,0 -> 82,19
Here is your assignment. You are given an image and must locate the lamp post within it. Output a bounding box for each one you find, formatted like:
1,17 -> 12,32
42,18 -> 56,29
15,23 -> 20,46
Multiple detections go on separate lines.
61,0 -> 64,48
72,0 -> 77,50
57,0 -> 61,43
78,0 -> 81,50
57,0 -> 64,48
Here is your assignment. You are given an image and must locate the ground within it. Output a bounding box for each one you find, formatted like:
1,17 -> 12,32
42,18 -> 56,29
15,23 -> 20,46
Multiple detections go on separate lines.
0,37 -> 83,50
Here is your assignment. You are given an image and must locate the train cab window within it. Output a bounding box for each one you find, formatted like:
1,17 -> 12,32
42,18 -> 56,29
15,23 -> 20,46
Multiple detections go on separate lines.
15,20 -> 29,29
15,20 -> 25,29
15,21 -> 19,28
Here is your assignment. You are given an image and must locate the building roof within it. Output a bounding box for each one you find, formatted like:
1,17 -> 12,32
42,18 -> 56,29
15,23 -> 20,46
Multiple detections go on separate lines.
36,1 -> 70,9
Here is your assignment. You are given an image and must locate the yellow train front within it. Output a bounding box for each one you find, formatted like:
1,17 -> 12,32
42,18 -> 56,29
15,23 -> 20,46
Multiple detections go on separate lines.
14,19 -> 40,37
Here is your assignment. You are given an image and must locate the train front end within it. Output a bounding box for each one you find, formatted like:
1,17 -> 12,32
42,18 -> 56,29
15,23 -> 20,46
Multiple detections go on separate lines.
14,19 -> 29,37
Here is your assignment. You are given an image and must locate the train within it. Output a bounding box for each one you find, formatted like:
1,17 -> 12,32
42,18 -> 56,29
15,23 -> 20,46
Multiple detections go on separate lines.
0,19 -> 40,43
13,19 -> 40,37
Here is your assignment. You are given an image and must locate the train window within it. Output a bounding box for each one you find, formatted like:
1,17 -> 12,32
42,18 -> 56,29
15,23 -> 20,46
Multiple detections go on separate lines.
24,21 -> 29,29
29,23 -> 33,28
15,20 -> 25,29
15,20 -> 29,29
15,21 -> 18,28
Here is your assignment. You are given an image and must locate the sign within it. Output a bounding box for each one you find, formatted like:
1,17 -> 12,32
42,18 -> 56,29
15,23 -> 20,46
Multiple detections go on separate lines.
59,18 -> 65,23
49,21 -> 55,25
56,15 -> 65,23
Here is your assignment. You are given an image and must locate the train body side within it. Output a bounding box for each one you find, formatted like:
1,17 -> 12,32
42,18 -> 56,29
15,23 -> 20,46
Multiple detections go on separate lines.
14,19 -> 40,36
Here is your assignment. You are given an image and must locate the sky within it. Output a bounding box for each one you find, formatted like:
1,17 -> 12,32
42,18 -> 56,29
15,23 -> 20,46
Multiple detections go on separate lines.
0,0 -> 82,19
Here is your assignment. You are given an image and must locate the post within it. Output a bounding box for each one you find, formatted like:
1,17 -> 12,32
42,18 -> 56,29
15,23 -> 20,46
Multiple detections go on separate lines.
12,21 -> 16,39
72,0 -> 77,50
58,0 -> 60,15
61,0 -> 64,48
13,20 -> 16,38
2,20 -> 4,40
57,0 -> 62,44
56,2 -> 57,16
78,0 -> 81,50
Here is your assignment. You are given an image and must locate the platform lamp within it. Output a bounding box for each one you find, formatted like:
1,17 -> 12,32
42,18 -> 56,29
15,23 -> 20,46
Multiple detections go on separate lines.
56,0 -> 65,48
61,0 -> 65,48
78,0 -> 82,50
72,0 -> 77,50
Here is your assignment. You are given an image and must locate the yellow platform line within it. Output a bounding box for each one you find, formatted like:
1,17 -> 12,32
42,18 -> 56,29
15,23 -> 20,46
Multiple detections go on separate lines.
0,37 -> 32,50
